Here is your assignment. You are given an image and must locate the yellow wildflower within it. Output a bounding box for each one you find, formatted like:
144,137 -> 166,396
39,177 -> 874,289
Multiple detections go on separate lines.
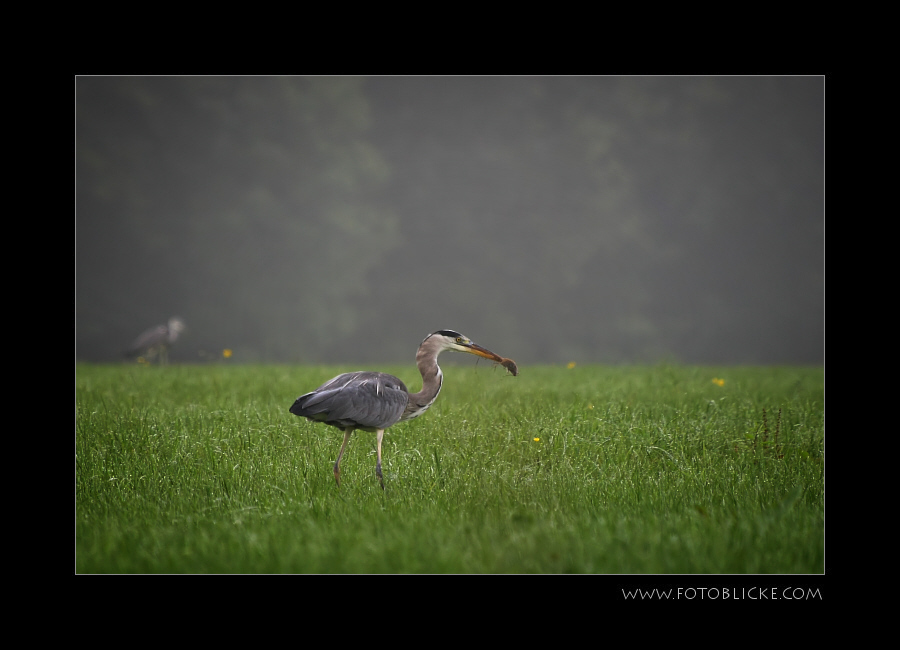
567,362 -> 576,369
712,377 -> 725,387
533,437 -> 540,442
223,349 -> 233,359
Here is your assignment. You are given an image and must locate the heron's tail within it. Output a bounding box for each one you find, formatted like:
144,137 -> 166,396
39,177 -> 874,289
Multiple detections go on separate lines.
289,393 -> 322,418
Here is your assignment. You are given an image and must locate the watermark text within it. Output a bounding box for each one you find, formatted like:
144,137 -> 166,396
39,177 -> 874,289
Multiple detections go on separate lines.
622,586 -> 822,600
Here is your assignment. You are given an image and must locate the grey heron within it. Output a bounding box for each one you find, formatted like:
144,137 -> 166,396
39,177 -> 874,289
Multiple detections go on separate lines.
290,330 -> 518,489
127,317 -> 186,365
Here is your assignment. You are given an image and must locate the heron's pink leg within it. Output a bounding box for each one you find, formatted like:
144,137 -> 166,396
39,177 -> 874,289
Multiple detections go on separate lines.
376,428 -> 385,490
334,428 -> 353,486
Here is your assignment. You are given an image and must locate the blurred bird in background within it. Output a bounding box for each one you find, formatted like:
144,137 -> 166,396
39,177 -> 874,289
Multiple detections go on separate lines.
126,317 -> 186,365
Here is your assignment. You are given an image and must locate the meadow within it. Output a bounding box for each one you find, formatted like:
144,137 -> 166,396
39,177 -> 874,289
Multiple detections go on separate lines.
75,362 -> 824,574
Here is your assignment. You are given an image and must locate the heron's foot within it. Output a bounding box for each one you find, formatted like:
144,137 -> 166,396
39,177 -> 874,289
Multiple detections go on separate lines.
333,464 -> 341,487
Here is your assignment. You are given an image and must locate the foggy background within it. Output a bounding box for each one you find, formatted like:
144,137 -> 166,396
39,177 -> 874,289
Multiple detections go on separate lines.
75,76 -> 824,366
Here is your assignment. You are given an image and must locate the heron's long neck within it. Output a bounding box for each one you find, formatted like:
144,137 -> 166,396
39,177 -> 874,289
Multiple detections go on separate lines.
402,339 -> 444,420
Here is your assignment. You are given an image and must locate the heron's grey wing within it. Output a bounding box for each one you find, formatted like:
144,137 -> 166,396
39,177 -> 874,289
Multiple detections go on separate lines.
293,372 -> 368,409
290,371 -> 409,430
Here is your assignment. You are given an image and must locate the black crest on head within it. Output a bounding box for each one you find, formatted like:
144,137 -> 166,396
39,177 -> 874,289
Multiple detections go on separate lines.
433,329 -> 463,339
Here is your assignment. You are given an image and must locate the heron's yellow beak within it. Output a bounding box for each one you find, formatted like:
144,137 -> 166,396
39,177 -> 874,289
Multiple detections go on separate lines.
461,342 -> 505,363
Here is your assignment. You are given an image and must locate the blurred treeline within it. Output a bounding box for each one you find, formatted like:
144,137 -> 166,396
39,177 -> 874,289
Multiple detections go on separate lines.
76,76 -> 823,365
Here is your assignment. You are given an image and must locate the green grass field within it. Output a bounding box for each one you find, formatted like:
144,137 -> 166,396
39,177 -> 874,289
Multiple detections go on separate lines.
75,362 -> 824,574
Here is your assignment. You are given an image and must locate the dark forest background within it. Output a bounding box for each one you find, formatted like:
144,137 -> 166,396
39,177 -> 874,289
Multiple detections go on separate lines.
75,76 -> 824,365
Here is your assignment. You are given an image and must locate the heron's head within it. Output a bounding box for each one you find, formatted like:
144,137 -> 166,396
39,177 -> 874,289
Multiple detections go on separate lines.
425,330 -> 505,363
168,317 -> 186,338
